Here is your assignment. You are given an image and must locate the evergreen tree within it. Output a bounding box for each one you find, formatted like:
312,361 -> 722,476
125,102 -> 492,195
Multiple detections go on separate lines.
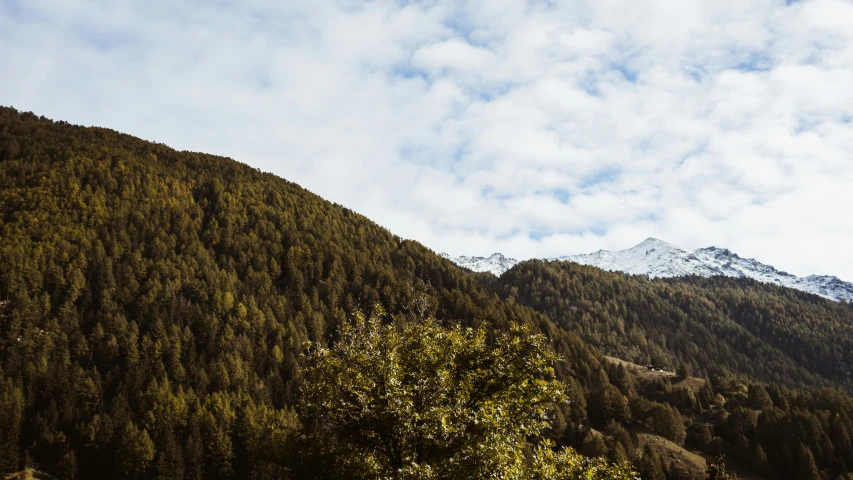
688,423 -> 713,448
184,419 -> 205,480
747,385 -> 774,411
58,447 -> 78,480
587,384 -> 631,427
610,441 -> 629,465
115,422 -> 155,478
698,380 -> 717,411
706,455 -> 737,480
677,361 -> 693,379
580,433 -> 609,458
637,445 -> 666,480
648,404 -> 686,445
751,443 -> 771,477
798,443 -> 822,480
154,426 -> 185,480
604,420 -> 636,457
0,380 -> 23,472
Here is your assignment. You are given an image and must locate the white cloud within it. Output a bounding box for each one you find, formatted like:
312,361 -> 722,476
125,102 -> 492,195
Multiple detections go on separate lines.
2,0 -> 853,279
411,38 -> 495,74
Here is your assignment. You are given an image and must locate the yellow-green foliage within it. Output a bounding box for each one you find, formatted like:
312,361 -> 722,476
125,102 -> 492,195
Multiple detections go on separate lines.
525,440 -> 636,480
301,307 -> 634,479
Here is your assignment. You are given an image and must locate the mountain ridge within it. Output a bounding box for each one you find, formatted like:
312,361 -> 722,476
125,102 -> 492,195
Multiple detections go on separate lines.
446,237 -> 853,302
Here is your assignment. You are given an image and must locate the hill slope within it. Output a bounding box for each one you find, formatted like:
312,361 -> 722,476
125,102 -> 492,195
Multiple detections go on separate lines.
0,107 -> 612,478
491,259 -> 853,390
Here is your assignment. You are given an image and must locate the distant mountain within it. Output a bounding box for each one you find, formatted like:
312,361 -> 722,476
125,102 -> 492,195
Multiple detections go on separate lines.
446,238 -> 853,302
439,252 -> 518,276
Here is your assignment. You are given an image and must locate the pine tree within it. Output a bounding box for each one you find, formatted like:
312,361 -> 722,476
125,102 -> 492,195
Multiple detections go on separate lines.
797,443 -> 821,480
605,420 -> 635,456
610,441 -> 629,465
833,421 -> 853,470
115,421 -> 155,478
677,361 -> 692,379
581,433 -> 609,458
0,380 -> 23,472
767,384 -> 789,411
706,455 -> 737,480
689,423 -> 713,448
638,445 -> 666,480
751,444 -> 771,478
58,447 -> 77,480
698,379 -> 716,411
154,426 -> 185,480
649,404 -> 686,445
184,419 -> 205,480
747,385 -> 773,411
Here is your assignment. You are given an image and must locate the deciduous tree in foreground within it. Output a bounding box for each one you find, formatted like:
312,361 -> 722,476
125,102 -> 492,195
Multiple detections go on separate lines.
300,308 -> 636,479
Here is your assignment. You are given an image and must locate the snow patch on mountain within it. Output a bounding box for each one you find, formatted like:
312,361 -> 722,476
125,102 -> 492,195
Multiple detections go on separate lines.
439,252 -> 518,277
557,238 -> 717,278
444,238 -> 853,302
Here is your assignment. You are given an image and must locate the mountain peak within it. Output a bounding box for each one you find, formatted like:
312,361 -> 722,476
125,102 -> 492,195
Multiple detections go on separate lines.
637,237 -> 667,246
632,237 -> 682,251
445,240 -> 853,302
446,252 -> 518,276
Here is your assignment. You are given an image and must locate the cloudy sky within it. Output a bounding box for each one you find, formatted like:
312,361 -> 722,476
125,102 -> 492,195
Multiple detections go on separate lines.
2,0 -> 853,279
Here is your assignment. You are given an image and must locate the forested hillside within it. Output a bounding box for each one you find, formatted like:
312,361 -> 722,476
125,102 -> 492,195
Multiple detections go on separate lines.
493,261 -> 853,390
2,107 -> 853,480
0,107 -> 628,478
487,259 -> 853,479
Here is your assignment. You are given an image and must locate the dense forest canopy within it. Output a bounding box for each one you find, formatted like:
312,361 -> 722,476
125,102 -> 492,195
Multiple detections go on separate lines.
0,107 -> 624,478
492,260 -> 853,390
1,106 -> 853,480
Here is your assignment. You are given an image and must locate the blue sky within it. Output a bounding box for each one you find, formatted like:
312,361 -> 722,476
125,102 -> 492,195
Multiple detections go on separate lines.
2,0 -> 853,279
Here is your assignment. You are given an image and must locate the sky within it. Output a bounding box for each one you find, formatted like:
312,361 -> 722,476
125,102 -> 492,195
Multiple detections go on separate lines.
2,0 -> 853,279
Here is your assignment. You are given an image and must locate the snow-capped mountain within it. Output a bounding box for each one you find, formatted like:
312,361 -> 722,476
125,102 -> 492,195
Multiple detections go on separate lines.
444,238 -> 853,302
439,252 -> 518,276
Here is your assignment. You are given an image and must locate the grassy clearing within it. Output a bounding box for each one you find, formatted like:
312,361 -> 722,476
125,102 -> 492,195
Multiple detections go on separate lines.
604,356 -> 706,392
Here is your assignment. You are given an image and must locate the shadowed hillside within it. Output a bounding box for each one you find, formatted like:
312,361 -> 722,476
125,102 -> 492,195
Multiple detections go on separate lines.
492,260 -> 853,390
